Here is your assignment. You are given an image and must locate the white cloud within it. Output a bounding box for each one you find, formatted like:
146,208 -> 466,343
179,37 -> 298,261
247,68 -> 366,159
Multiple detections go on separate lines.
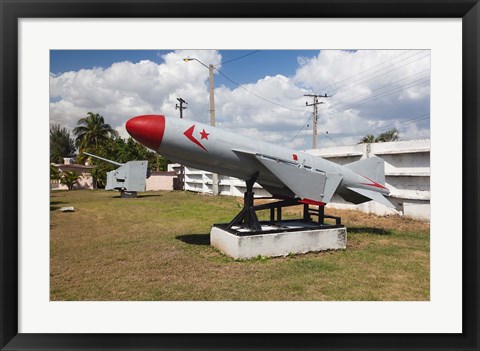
293,49 -> 430,145
50,50 -> 222,130
215,74 -> 310,133
50,49 -> 430,149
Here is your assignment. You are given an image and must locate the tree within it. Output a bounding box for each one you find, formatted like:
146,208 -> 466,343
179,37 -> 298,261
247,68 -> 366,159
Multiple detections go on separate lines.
50,124 -> 75,163
60,171 -> 82,190
150,154 -> 169,172
50,164 -> 61,191
121,138 -> 168,169
50,164 -> 61,180
73,112 -> 119,158
359,134 -> 376,144
85,136 -> 169,188
376,128 -> 399,142
358,128 -> 399,144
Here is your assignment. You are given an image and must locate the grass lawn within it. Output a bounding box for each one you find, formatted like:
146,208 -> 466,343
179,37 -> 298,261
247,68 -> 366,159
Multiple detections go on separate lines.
50,190 -> 429,301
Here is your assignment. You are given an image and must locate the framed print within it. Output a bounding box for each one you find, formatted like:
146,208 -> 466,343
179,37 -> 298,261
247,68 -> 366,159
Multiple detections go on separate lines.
1,0 -> 478,350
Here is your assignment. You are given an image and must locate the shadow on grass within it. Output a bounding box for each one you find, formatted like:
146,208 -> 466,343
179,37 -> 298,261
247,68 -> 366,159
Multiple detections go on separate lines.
111,194 -> 163,199
50,201 -> 66,211
137,194 -> 163,198
348,227 -> 393,235
176,233 -> 210,246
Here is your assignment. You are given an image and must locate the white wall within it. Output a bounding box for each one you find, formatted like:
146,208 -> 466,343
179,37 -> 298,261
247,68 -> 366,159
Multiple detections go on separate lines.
306,139 -> 430,220
183,139 -> 431,220
183,166 -> 271,197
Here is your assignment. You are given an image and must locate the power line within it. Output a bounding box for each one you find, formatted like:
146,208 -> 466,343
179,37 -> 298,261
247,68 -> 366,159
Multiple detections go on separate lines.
214,67 -> 306,113
308,53 -> 431,130
352,116 -> 430,139
216,50 -> 260,66
326,77 -> 430,116
208,50 -> 429,120
339,78 -> 430,111
318,50 -> 415,93
323,50 -> 430,95
201,51 -> 430,146
369,115 -> 430,135
315,72 -> 429,143
327,68 -> 430,110
308,107 -> 429,144
342,113 -> 430,137
327,52 -> 431,96
302,122 -> 310,150
291,113 -> 313,142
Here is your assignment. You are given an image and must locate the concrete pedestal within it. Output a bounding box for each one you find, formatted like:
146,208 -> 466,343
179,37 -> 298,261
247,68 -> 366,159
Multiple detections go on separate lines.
120,190 -> 137,198
210,223 -> 347,259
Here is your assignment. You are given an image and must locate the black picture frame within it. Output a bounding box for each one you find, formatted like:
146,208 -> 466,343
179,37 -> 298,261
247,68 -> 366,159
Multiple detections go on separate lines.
1,1 -> 478,350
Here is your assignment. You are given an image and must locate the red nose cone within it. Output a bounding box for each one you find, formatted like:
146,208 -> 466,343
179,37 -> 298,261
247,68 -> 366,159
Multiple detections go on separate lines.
126,115 -> 165,151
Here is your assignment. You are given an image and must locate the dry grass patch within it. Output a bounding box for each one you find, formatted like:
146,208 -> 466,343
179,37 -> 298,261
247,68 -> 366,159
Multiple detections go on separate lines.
51,190 -> 429,301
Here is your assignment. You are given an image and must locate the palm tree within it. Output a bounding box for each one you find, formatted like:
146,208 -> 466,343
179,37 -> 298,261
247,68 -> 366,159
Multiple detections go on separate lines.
376,128 -> 399,142
358,134 -> 376,144
60,171 -> 82,190
359,129 -> 400,144
73,112 -> 119,152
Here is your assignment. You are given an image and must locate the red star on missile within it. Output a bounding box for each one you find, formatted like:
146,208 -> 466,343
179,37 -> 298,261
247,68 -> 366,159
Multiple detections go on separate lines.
200,129 -> 209,140
183,125 -> 207,151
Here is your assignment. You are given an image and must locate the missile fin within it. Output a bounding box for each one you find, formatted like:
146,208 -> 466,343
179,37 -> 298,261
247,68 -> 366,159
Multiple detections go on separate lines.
322,173 -> 343,203
256,182 -> 295,198
255,155 -> 342,204
231,148 -> 255,155
346,187 -> 395,208
345,156 -> 386,186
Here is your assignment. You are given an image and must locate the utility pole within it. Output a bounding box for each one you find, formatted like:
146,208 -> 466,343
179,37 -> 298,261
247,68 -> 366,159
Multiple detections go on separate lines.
209,64 -> 215,127
305,93 -> 331,149
208,64 -> 219,196
175,98 -> 187,118
183,57 -> 218,195
175,98 -> 188,190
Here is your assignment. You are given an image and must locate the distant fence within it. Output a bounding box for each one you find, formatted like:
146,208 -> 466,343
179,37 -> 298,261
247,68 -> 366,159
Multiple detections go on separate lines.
182,139 -> 430,220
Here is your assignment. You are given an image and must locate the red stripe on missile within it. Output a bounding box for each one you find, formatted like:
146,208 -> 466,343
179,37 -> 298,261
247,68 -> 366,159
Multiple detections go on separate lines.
359,175 -> 388,189
184,125 -> 208,152
299,198 -> 326,207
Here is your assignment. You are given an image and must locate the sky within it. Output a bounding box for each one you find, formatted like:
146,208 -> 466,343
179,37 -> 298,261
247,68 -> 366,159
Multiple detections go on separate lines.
50,49 -> 430,150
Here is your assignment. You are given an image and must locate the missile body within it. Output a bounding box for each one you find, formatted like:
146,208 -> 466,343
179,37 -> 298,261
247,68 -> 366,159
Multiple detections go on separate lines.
126,115 -> 393,208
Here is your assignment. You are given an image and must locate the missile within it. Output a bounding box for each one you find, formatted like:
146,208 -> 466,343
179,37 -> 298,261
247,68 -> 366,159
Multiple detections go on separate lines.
126,114 -> 393,208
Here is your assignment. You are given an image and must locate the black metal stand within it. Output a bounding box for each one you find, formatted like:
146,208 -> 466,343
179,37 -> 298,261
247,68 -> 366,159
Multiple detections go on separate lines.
225,173 -> 342,233
304,204 -> 342,225
227,173 -> 262,231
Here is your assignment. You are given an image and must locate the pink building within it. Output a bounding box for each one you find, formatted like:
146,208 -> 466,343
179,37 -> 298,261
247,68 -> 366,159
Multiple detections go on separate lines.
145,171 -> 177,191
50,163 -> 94,190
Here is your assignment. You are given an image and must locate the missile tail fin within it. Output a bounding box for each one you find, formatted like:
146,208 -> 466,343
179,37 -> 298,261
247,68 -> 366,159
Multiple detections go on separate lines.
255,154 -> 342,204
345,156 -> 386,186
346,187 -> 395,208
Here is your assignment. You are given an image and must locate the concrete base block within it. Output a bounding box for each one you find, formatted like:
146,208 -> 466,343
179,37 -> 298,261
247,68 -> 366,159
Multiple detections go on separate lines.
210,225 -> 347,260
120,190 -> 138,198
